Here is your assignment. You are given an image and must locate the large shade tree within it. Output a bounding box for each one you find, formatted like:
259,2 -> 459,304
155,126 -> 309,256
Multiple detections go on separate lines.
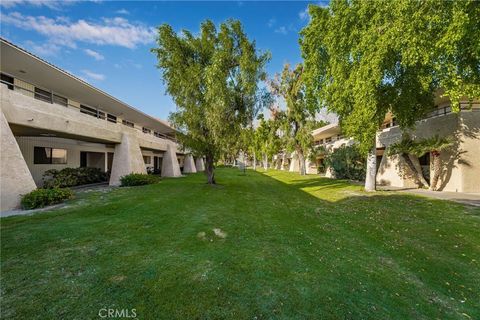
269,64 -> 319,175
301,0 -> 480,191
152,20 -> 269,184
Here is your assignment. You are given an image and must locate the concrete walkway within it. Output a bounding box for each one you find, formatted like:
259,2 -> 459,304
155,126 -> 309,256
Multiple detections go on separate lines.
378,186 -> 480,207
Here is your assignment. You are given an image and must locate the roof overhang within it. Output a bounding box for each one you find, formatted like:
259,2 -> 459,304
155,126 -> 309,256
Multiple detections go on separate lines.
312,123 -> 341,140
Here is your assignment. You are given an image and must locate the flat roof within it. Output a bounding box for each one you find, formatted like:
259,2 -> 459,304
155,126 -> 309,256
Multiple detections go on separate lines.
0,38 -> 175,135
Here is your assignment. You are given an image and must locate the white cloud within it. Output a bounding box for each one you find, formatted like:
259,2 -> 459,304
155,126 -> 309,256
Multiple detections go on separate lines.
0,0 -> 77,10
299,8 -> 309,21
24,40 -> 60,56
115,8 -> 129,15
84,48 -> 104,60
267,18 -> 276,28
274,26 -> 287,35
1,12 -> 156,49
82,69 -> 105,81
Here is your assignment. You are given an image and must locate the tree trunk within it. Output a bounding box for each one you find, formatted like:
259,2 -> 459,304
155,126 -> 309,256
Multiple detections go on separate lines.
430,151 -> 441,191
205,153 -> 216,185
365,143 -> 377,192
263,153 -> 268,170
297,147 -> 306,175
253,152 -> 257,171
401,153 -> 429,188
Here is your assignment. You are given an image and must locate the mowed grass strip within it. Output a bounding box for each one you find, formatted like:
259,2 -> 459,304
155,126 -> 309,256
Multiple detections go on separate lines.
1,167 -> 479,319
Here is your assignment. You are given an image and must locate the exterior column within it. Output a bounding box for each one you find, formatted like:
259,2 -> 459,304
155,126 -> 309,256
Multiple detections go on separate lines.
109,133 -> 146,186
195,157 -> 205,172
183,154 -> 197,173
289,152 -> 299,172
161,144 -> 182,177
1,109 -> 36,210
281,153 -> 288,170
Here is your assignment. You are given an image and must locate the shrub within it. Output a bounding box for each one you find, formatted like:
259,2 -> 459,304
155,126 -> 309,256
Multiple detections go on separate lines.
43,167 -> 107,188
120,173 -> 160,187
325,144 -> 366,180
21,188 -> 74,210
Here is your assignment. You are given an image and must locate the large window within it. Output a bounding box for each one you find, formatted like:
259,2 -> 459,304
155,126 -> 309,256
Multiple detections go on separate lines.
34,87 -> 52,103
143,155 -> 151,164
0,73 -> 14,90
34,147 -> 67,164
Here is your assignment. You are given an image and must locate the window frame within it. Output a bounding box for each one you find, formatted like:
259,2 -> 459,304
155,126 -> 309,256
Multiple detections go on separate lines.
33,146 -> 67,165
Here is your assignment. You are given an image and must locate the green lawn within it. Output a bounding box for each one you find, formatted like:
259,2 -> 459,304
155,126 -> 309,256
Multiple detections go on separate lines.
1,168 -> 479,319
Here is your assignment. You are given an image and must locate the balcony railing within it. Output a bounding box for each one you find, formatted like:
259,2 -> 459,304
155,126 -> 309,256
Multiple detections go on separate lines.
1,79 -> 178,143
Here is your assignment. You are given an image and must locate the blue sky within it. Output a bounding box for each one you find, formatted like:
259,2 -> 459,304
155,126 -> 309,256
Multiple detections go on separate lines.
1,0 -> 324,121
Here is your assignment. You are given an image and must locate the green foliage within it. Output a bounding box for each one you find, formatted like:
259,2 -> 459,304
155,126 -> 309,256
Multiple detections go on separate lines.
120,173 -> 160,187
301,0 -> 480,154
412,135 -> 454,156
268,64 -> 326,174
21,188 -> 74,210
42,167 -> 107,189
325,145 -> 366,180
389,134 -> 454,157
152,19 -> 270,183
388,134 -> 417,157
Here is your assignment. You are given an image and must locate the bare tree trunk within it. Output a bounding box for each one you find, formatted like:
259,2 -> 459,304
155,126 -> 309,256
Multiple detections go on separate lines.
205,154 -> 216,185
430,152 -> 441,191
263,153 -> 268,170
253,152 -> 257,171
297,147 -> 306,175
365,143 -> 376,192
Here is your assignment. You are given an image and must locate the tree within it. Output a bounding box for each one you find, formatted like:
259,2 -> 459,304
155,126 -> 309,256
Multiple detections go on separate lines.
388,134 -> 430,188
413,135 -> 454,191
301,0 -> 480,191
152,20 -> 270,184
254,114 -> 282,170
269,64 -> 319,175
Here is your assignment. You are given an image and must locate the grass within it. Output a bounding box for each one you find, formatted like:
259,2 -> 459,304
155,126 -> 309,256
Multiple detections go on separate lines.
1,167 -> 479,319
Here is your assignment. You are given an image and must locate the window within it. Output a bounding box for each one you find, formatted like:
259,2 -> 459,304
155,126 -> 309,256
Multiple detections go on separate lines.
122,119 -> 134,128
107,114 -> 117,123
80,105 -> 105,119
53,94 -> 67,107
1,73 -> 14,90
154,131 -> 161,138
325,137 -> 332,143
143,155 -> 151,164
34,147 -> 67,164
142,127 -> 151,134
34,87 -> 52,103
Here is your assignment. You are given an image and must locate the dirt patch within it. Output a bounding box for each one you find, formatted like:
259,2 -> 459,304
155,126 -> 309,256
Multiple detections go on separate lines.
110,275 -> 126,283
213,228 -> 227,239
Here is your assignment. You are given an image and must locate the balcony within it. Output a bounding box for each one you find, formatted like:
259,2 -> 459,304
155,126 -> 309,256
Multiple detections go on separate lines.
0,76 -> 177,144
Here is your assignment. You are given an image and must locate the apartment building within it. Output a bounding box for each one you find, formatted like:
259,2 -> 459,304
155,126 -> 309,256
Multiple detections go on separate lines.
0,39 -> 204,211
310,98 -> 480,193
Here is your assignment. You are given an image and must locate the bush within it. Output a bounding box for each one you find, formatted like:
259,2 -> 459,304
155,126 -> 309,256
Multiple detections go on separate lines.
43,167 -> 107,188
325,144 -> 366,180
120,173 -> 160,187
21,188 -> 74,210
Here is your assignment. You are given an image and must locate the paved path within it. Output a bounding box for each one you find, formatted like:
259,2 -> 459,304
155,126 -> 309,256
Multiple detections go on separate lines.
379,186 -> 480,207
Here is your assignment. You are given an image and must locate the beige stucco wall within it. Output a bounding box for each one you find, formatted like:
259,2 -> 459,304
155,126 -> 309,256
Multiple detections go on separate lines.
16,136 -> 115,186
0,108 -> 37,211
376,111 -> 480,193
